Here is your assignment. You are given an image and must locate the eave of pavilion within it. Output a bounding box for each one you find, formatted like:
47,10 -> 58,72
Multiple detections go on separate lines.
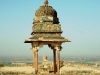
24,38 -> 71,43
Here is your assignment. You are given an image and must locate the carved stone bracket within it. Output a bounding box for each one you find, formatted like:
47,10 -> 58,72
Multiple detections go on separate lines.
48,42 -> 62,51
52,43 -> 62,51
31,42 -> 44,52
31,46 -> 39,52
54,46 -> 62,52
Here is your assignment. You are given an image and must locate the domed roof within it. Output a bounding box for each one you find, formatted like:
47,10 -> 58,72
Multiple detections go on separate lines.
35,0 -> 57,18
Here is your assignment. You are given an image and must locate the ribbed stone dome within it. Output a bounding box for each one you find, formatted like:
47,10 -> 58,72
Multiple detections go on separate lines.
33,0 -> 59,24
35,5 -> 57,17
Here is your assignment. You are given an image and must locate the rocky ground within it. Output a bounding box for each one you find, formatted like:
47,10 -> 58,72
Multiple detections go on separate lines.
60,66 -> 100,75
0,66 -> 35,74
0,64 -> 100,75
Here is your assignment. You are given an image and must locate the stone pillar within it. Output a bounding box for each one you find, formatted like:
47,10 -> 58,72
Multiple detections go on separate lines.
31,46 -> 39,74
55,46 -> 61,74
34,51 -> 36,68
53,49 -> 57,74
35,49 -> 38,74
31,49 -> 36,68
57,49 -> 60,74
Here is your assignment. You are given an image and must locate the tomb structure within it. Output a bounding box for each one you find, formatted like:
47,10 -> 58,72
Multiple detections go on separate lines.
40,55 -> 49,73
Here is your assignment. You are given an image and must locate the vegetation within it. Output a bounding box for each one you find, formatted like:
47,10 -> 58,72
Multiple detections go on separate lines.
0,63 -> 4,68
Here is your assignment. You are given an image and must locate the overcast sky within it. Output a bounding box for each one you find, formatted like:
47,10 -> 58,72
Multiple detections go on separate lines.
0,0 -> 100,57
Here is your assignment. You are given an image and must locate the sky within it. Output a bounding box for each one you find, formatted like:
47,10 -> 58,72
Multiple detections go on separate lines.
0,0 -> 100,57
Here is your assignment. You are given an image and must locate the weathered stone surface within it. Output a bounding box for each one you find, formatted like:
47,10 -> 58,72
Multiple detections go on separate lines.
32,23 -> 61,31
25,0 -> 70,43
35,5 -> 57,17
24,0 -> 71,74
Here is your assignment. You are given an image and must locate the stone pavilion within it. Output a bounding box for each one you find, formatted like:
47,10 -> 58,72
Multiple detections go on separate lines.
24,0 -> 71,74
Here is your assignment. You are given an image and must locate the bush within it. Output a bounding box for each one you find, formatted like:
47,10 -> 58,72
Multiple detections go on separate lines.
0,63 -> 4,68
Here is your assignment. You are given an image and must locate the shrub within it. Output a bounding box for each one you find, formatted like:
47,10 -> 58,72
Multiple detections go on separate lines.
0,63 -> 4,68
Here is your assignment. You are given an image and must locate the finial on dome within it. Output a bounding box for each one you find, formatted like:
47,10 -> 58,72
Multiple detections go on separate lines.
44,0 -> 48,6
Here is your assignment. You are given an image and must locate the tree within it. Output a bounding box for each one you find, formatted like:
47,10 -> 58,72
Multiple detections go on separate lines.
0,63 -> 4,69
